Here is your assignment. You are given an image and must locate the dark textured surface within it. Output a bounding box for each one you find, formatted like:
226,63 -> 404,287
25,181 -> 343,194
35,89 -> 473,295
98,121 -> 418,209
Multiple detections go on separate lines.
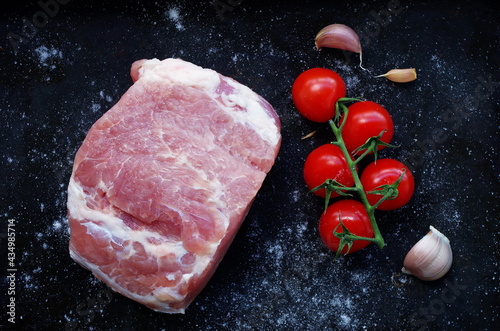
1,0 -> 498,330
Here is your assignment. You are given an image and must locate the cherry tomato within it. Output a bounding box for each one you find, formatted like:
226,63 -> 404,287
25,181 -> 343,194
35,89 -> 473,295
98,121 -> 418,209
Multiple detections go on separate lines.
319,199 -> 374,254
303,144 -> 355,198
360,158 -> 415,210
340,101 -> 394,154
292,68 -> 346,122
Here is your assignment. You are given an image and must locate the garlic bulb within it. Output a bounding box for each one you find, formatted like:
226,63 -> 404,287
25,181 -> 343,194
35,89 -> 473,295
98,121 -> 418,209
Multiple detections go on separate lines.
402,226 -> 452,281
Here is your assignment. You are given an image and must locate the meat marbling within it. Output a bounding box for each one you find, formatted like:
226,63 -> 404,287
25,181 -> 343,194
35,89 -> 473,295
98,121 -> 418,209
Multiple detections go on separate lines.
67,58 -> 281,313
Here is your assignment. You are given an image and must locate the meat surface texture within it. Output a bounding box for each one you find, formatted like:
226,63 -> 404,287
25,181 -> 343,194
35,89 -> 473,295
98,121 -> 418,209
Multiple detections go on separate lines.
67,58 -> 281,313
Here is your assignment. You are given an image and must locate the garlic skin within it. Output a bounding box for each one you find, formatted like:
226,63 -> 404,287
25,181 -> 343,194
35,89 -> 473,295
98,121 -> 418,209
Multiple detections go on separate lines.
375,68 -> 417,83
402,226 -> 452,281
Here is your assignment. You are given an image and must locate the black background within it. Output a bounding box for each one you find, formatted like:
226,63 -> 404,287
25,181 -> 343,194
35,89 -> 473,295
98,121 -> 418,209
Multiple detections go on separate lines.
1,0 -> 499,330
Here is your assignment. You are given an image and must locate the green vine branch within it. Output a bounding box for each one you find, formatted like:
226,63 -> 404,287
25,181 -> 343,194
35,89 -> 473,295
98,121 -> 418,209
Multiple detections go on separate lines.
312,98 -> 403,255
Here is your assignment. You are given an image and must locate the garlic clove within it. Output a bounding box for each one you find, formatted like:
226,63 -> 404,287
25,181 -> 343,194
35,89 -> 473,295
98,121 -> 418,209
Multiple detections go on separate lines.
375,68 -> 417,83
402,226 -> 452,281
315,24 -> 367,71
315,24 -> 362,53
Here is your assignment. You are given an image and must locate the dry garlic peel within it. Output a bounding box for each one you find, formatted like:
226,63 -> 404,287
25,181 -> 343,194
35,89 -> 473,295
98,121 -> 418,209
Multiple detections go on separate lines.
402,226 -> 452,281
375,68 -> 417,83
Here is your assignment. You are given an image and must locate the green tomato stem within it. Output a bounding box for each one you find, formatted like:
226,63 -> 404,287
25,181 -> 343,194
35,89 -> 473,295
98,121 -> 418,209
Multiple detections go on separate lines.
352,148 -> 372,166
328,119 -> 385,250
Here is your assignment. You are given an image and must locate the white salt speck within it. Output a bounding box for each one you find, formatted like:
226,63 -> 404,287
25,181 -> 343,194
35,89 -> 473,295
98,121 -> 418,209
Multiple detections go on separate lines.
34,45 -> 62,67
167,7 -> 185,31
53,220 -> 62,231
340,314 -> 352,325
168,8 -> 180,20
91,103 -> 101,113
296,221 -> 307,237
98,91 -> 113,102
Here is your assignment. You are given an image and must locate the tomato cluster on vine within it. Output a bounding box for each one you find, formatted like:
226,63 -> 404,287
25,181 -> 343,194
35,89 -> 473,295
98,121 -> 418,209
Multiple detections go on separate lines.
292,68 -> 415,256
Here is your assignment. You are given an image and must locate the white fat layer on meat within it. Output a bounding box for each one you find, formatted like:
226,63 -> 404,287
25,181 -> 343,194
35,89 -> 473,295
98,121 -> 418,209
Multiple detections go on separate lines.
67,177 -> 218,312
70,248 -> 186,313
138,58 -> 221,95
223,78 -> 279,145
137,58 -> 280,146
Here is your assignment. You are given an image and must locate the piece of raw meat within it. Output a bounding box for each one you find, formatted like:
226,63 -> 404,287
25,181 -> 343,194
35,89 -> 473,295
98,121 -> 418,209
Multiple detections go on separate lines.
67,58 -> 281,313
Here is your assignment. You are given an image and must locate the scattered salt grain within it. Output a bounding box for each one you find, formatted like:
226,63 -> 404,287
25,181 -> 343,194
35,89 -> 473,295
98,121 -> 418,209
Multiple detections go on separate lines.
99,91 -> 113,103
53,220 -> 62,231
340,314 -> 352,325
167,7 -> 185,31
34,45 -> 63,67
91,103 -> 101,113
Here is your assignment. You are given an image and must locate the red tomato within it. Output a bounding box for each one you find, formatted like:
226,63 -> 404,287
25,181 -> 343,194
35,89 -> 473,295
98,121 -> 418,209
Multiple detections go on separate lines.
319,199 -> 374,254
292,68 -> 346,122
303,144 -> 355,198
360,158 -> 415,210
340,101 -> 394,154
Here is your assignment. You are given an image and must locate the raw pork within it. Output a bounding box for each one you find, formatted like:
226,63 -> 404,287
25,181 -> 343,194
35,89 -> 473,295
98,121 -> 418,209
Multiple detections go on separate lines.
67,58 -> 281,313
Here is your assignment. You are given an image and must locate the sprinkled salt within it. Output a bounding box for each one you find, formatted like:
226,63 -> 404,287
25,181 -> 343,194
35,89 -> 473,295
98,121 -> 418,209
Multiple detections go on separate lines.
167,7 -> 185,31
91,103 -> 101,113
53,220 -> 62,231
34,46 -> 63,67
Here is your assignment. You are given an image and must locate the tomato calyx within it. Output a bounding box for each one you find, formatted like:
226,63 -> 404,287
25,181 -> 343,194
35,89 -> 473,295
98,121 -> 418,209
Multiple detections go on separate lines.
333,221 -> 355,258
319,200 -> 375,256
362,160 -> 415,210
333,97 -> 364,125
367,168 -> 406,199
351,130 -> 399,162
366,169 -> 406,207
334,98 -> 398,161
310,178 -> 357,211
332,220 -> 377,259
